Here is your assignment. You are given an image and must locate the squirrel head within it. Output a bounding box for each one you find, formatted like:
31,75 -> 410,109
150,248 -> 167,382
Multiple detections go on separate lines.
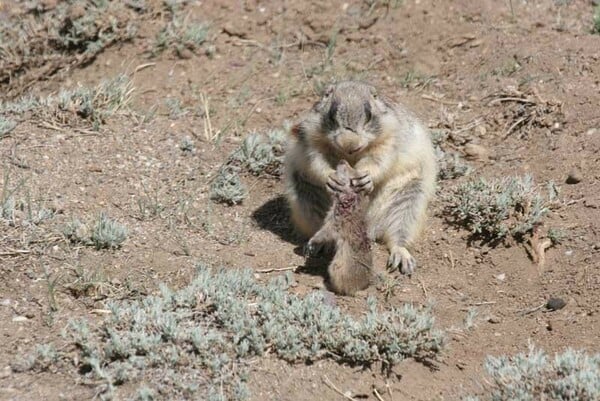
312,81 -> 389,158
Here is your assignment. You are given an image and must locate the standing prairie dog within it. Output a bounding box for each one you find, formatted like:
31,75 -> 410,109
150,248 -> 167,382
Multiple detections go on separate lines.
305,160 -> 373,295
285,81 -> 437,275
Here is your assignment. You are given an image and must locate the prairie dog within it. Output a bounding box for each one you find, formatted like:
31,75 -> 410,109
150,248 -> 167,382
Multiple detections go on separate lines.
285,81 -> 437,274
305,160 -> 372,295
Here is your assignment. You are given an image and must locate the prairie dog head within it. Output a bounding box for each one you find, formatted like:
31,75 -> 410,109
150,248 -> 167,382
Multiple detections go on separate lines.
313,81 -> 389,157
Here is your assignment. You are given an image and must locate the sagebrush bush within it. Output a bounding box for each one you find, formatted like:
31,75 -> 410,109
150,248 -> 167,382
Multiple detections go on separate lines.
467,346 -> 600,401
593,4 -> 600,34
210,129 -> 287,205
91,213 -> 128,249
209,166 -> 248,205
55,74 -> 134,125
432,130 -> 471,180
0,116 -> 17,137
23,265 -> 444,400
1,75 -> 134,129
154,13 -> 209,57
447,175 -> 550,241
0,1 -> 139,95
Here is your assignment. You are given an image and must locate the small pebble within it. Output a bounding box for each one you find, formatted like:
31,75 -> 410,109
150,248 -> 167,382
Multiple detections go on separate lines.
546,297 -> 566,311
566,169 -> 582,184
12,316 -> 28,322
0,366 -> 11,379
463,143 -> 490,161
487,315 -> 501,324
495,273 -> 506,281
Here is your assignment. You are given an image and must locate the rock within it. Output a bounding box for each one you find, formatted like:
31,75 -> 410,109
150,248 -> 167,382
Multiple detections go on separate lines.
585,127 -> 598,136
463,143 -> 489,161
487,315 -> 501,324
495,273 -> 506,281
566,169 -> 582,184
0,366 -> 11,379
546,297 -> 566,311
222,23 -> 248,38
12,316 -> 28,322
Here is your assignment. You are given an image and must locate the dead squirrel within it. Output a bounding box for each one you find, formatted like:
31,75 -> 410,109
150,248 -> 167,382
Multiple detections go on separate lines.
304,160 -> 372,295
285,81 -> 437,275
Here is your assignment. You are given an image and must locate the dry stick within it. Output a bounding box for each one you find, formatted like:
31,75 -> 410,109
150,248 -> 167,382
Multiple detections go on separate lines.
504,115 -> 532,138
386,381 -> 394,401
255,266 -> 297,273
37,121 -> 99,136
486,95 -> 537,106
322,376 -> 359,401
469,301 -> 496,306
200,93 -> 215,142
518,302 -> 545,316
421,94 -> 460,106
418,278 -> 428,297
0,249 -> 32,256
530,229 -> 552,269
447,250 -> 456,269
373,387 -> 386,401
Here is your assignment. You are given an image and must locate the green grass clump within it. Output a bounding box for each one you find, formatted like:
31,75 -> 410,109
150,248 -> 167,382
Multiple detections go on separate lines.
447,175 -> 551,242
23,265 -> 443,400
593,4 -> 600,34
466,346 -> 600,401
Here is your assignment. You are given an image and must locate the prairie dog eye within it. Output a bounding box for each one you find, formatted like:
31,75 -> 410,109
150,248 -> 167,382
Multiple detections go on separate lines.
364,101 -> 372,123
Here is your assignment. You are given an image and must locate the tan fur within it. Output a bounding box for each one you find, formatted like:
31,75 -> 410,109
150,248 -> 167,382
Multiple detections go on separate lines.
285,81 -> 437,274
306,160 -> 373,295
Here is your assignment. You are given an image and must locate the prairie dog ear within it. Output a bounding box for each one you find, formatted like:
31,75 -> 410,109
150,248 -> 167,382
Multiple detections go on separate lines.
290,123 -> 304,138
369,85 -> 378,99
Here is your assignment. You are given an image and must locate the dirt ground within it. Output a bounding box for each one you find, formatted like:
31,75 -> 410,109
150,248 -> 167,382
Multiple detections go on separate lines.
1,0 -> 599,400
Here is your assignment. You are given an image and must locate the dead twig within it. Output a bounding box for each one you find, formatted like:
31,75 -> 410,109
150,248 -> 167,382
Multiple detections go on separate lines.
530,226 -> 552,269
200,92 -> 217,142
417,278 -> 428,297
256,266 -> 297,273
517,302 -> 545,316
373,387 -> 386,401
132,62 -> 156,74
0,249 -> 32,256
421,94 -> 461,106
386,381 -> 394,401
469,301 -> 496,306
322,376 -> 359,401
487,97 -> 536,106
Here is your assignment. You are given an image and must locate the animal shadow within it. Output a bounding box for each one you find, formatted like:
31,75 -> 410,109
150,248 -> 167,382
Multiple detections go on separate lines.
252,195 -> 301,245
252,195 -> 330,280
